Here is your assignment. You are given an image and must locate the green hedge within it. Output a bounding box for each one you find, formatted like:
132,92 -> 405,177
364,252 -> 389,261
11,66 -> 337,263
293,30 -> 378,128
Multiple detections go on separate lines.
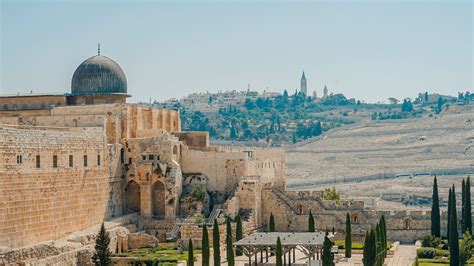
417,247 -> 452,259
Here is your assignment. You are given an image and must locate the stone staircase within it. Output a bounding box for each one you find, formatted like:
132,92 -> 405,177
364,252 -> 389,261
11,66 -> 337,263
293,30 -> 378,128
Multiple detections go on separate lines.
166,204 -> 225,241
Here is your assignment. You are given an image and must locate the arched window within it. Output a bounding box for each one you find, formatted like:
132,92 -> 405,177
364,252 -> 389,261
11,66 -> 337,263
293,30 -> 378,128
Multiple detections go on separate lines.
403,218 -> 411,230
173,145 -> 178,155
2,104 -> 8,110
352,213 -> 359,223
297,204 -> 304,215
12,104 -> 18,110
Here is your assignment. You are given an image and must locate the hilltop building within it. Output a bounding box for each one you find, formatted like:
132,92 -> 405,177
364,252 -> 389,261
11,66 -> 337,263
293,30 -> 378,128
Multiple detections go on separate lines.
300,71 -> 307,96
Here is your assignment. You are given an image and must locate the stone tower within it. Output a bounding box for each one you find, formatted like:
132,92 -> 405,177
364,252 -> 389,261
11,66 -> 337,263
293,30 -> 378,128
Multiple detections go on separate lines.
323,85 -> 328,99
300,71 -> 307,96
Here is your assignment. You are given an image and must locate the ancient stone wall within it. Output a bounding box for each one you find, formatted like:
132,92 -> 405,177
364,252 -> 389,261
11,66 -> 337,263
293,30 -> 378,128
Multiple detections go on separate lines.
258,188 -> 445,243
0,125 -> 109,248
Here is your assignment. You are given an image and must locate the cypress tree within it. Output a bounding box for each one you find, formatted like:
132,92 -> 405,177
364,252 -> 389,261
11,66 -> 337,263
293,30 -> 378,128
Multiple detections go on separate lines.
369,227 -> 377,266
466,177 -> 472,235
226,218 -> 235,266
235,214 -> 243,256
375,223 -> 381,266
381,215 -> 387,258
276,237 -> 283,266
92,223 -> 112,266
462,179 -> 466,232
362,230 -> 370,266
212,219 -> 220,266
269,213 -> 276,232
431,176 -> 441,237
309,210 -> 315,232
322,231 -> 334,266
447,188 -> 452,240
201,224 -> 210,266
449,185 -> 459,266
345,213 -> 352,258
188,238 -> 194,266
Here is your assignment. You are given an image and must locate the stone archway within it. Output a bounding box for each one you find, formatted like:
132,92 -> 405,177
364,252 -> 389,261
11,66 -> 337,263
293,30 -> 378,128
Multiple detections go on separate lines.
124,180 -> 141,214
152,181 -> 166,217
352,213 -> 359,223
403,218 -> 411,230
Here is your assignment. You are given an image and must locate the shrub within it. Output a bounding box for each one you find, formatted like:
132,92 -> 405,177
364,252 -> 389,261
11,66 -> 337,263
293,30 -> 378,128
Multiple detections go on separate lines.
191,188 -> 206,200
421,235 -> 445,249
417,247 -> 436,259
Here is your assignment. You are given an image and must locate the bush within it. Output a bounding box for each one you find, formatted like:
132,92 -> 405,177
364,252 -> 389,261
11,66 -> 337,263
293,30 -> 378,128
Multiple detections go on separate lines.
417,247 -> 436,259
191,188 -> 206,200
421,235 -> 445,249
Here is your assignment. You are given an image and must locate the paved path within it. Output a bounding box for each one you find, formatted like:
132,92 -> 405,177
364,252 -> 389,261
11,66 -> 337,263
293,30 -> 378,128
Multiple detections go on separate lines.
385,244 -> 416,266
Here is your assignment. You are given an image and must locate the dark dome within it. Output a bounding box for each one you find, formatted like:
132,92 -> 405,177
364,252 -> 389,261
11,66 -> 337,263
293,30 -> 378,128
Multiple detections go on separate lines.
71,55 -> 127,95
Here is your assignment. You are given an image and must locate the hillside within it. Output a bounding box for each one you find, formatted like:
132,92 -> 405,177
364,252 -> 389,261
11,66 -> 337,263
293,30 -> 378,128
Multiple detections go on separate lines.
285,104 -> 474,190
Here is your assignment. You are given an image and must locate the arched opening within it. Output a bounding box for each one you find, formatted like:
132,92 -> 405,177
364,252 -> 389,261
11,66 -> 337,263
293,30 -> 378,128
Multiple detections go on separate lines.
124,180 -> 141,214
2,105 -> 8,110
297,204 -> 304,215
403,218 -> 411,230
152,181 -> 166,217
352,213 -> 359,223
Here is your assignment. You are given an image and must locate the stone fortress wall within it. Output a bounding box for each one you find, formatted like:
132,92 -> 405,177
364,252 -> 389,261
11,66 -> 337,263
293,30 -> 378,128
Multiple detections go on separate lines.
0,125 -> 109,248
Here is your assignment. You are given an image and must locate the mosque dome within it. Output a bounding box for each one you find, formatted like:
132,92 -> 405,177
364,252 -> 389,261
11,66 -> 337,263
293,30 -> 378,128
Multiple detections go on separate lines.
71,54 -> 127,95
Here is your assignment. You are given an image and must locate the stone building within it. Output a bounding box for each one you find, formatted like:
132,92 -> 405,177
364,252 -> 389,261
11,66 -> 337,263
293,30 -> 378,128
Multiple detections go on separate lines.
0,51 -> 284,256
300,71 -> 307,96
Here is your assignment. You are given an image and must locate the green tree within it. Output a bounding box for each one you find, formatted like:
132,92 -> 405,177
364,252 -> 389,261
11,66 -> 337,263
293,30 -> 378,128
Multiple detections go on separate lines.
345,213 -> 352,258
431,176 -> 441,237
369,227 -> 377,266
460,232 -> 472,265
466,177 -> 472,235
322,231 -> 334,266
276,237 -> 283,266
212,219 -> 220,266
308,210 -> 315,232
362,230 -> 371,266
437,96 -> 443,113
269,213 -> 276,232
462,179 -> 466,232
381,215 -> 387,258
449,185 -> 460,266
92,223 -> 112,266
235,214 -> 243,256
188,238 -> 194,266
226,218 -> 235,266
447,188 -> 452,240
201,224 -> 210,266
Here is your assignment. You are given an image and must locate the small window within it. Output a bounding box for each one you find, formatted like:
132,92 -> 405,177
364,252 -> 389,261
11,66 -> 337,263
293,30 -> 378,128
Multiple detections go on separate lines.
36,155 -> 41,168
53,155 -> 58,168
84,155 -> 88,167
142,155 -> 146,160
69,155 -> 73,167
97,155 -> 101,166
128,158 -> 132,164
120,148 -> 124,164
148,155 -> 154,160
16,155 -> 22,164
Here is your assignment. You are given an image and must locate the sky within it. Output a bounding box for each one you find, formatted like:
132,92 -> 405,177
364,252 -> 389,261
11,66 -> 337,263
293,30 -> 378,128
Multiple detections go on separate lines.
1,0 -> 472,103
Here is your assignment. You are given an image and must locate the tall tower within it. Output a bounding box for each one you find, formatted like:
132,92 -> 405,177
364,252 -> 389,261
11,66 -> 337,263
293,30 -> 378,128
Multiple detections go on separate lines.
323,85 -> 328,98
300,71 -> 307,96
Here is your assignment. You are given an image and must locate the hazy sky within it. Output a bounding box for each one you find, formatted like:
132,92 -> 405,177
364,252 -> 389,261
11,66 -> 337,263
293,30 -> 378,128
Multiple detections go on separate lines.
1,0 -> 472,103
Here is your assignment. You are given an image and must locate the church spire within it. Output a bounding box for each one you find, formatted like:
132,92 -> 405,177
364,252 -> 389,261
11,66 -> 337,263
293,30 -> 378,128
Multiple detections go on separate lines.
97,43 -> 101,55
301,71 -> 306,80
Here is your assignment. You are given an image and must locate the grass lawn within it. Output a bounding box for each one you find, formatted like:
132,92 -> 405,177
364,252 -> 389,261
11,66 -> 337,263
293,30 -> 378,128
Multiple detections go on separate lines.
116,243 -> 201,264
417,258 -> 474,265
334,240 -> 391,250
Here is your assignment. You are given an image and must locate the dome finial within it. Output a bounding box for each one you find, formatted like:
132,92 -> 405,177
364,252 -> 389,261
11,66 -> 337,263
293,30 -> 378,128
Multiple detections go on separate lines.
97,43 -> 100,55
